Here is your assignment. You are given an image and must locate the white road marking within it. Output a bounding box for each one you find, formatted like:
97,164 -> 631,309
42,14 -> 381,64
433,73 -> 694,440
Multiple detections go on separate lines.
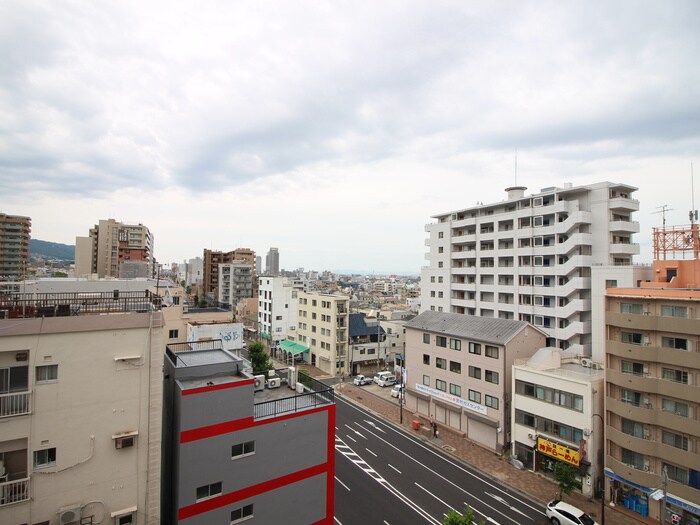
365,448 -> 377,457
346,434 -> 357,443
486,492 -> 531,519
335,476 -> 351,492
388,464 -> 402,474
344,423 -> 366,439
365,419 -> 386,433
334,517 -> 342,524
416,482 -> 456,510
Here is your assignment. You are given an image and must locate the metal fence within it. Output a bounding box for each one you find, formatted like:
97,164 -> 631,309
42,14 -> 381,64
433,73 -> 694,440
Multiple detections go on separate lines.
0,291 -> 159,318
0,392 -> 31,418
253,387 -> 334,420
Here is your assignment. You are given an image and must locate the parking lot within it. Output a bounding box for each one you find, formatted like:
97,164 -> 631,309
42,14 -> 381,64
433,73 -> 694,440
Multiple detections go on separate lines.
347,378 -> 403,403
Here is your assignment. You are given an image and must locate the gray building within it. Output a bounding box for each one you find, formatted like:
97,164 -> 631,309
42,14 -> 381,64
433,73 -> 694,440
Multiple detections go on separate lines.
265,247 -> 280,276
161,341 -> 335,525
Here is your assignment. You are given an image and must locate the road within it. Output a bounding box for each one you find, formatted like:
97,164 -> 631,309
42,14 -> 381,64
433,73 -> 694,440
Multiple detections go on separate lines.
333,393 -> 551,525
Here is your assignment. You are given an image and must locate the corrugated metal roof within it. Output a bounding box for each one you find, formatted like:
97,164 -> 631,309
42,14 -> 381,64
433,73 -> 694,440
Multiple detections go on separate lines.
405,310 -> 534,345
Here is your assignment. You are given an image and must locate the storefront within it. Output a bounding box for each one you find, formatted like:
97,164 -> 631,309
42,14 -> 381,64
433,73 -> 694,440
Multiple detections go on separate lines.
605,468 -> 700,524
534,436 -> 583,493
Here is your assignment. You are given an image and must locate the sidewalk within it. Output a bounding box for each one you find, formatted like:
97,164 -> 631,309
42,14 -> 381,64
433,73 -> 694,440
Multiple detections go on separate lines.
336,382 -> 654,525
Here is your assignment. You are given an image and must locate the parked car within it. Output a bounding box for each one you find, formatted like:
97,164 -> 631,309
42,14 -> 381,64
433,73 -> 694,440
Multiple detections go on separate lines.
390,384 -> 404,398
353,374 -> 373,386
373,371 -> 395,387
546,500 -> 598,525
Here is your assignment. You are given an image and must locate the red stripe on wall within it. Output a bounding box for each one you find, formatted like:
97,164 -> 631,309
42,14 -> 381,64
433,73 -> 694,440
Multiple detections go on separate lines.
181,378 -> 254,396
325,403 -> 336,524
178,462 -> 328,520
179,404 -> 332,443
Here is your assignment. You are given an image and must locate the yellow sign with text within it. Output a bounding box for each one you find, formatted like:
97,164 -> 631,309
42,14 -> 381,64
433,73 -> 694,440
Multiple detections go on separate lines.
536,437 -> 580,466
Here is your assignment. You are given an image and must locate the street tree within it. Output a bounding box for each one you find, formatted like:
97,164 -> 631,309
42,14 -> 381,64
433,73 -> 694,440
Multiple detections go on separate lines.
248,341 -> 272,376
553,462 -> 579,499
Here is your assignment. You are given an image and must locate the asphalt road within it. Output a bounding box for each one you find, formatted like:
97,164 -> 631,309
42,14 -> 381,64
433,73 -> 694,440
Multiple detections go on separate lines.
333,393 -> 552,525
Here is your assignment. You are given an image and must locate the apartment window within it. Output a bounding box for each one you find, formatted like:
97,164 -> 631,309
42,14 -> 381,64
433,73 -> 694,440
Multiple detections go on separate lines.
312,300 -> 317,306
33,447 -> 56,469
664,463 -> 689,484
449,384 -> 461,396
621,360 -> 645,376
168,329 -> 179,339
621,331 -> 644,345
231,504 -> 254,523
621,418 -> 645,438
423,354 -> 430,365
468,390 -> 481,403
468,366 -> 481,379
438,247 -> 444,253
423,333 -> 430,344
438,232 -> 444,239
231,441 -> 255,459
430,291 -> 436,297
621,303 -> 643,314
605,280 -> 618,288
312,325 -> 317,333
36,364 -> 58,383
312,313 -> 317,320
114,510 -> 135,525
485,395 -> 499,409
468,342 -> 481,355
661,305 -> 687,318
423,375 -> 430,386
621,389 -> 643,407
621,448 -> 645,470
662,398 -> 689,417
436,358 -> 446,370
438,277 -> 443,283
662,431 -> 689,451
436,336 -> 447,348
662,368 -> 689,384
485,345 -> 499,359
438,291 -> 443,298
430,276 -> 435,283
662,337 -> 689,350
436,379 -> 446,392
485,370 -> 499,384
438,262 -> 444,268
449,339 -> 461,351
449,361 -> 461,374
533,216 -> 543,227
196,481 -> 222,501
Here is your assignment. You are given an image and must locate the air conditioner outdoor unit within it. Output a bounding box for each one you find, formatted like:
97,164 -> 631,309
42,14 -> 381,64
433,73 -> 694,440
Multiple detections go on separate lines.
254,375 -> 265,392
268,377 -> 281,389
580,358 -> 592,368
58,504 -> 81,525
288,367 -> 297,389
268,370 -> 276,378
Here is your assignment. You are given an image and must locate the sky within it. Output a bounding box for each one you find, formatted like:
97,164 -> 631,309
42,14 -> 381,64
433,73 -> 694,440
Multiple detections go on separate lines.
2,1 -> 699,274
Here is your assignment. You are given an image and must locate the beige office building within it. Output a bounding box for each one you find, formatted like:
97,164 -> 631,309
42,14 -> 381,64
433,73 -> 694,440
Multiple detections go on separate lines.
0,214 -> 31,283
292,292 -> 349,377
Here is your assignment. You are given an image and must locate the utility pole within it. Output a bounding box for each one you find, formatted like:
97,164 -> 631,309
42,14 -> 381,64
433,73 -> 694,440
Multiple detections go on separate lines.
659,465 -> 668,525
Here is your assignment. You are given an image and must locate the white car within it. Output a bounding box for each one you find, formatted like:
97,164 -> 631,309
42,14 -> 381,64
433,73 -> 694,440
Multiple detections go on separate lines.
390,384 -> 404,398
546,500 -> 598,525
353,374 -> 373,386
373,371 -> 395,387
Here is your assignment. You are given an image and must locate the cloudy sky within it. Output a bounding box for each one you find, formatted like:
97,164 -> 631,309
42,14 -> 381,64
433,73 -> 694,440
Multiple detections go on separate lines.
2,1 -> 699,273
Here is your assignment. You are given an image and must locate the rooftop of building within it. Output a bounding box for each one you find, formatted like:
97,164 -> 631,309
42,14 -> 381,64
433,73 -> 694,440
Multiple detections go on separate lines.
406,310 -> 541,345
514,348 -> 604,383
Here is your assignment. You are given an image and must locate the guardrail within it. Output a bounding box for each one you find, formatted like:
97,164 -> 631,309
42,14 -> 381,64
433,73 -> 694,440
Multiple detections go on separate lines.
0,477 -> 30,506
0,391 -> 31,418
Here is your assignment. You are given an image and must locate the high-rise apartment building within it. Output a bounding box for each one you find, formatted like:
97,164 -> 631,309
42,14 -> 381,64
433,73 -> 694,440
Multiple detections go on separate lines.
292,292 -> 349,377
604,251 -> 700,523
161,341 -> 335,525
203,248 -> 256,302
218,261 -> 253,308
258,276 -> 298,346
0,290 -> 164,525
421,182 -> 640,355
265,247 -> 279,276
75,219 -> 154,279
0,214 -> 31,282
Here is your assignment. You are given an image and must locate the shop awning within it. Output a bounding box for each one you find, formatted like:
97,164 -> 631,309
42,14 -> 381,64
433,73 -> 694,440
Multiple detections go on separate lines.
279,340 -> 309,356
260,332 -> 272,340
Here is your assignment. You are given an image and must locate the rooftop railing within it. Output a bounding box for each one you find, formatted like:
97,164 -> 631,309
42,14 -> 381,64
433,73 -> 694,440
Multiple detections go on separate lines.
0,291 -> 160,318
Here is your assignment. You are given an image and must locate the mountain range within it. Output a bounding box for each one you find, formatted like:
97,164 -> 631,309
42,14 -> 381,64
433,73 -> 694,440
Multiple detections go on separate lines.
30,239 -> 75,261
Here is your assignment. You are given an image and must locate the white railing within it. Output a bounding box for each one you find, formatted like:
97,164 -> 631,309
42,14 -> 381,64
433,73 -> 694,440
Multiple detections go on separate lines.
0,391 -> 31,418
0,477 -> 30,506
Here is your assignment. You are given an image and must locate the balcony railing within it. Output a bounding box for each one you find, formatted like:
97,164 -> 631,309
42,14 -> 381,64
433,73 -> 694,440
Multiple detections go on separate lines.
0,477 -> 30,506
254,378 -> 334,420
0,391 -> 31,418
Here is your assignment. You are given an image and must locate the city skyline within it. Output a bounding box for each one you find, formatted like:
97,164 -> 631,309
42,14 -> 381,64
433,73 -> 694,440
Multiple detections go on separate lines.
2,2 -> 699,273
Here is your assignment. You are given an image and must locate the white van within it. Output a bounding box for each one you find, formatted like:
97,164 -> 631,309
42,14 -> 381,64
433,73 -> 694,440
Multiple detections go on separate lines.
373,371 -> 395,387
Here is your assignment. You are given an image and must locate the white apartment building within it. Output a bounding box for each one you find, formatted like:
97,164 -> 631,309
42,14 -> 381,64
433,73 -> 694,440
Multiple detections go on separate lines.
218,262 -> 253,308
421,182 -> 640,356
258,276 -> 298,346
512,348 -> 604,499
0,292 -> 164,525
293,292 -> 349,377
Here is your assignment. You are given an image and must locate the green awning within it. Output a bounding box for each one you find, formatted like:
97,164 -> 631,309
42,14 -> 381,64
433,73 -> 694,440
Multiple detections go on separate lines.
279,340 -> 310,355
260,332 -> 272,340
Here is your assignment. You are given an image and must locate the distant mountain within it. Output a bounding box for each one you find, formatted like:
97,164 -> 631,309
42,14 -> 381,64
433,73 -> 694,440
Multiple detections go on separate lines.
30,239 -> 75,261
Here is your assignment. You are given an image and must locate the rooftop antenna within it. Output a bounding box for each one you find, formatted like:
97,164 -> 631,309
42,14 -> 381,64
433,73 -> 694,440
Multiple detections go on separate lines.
690,162 -> 697,226
514,149 -> 518,186
654,205 -> 673,229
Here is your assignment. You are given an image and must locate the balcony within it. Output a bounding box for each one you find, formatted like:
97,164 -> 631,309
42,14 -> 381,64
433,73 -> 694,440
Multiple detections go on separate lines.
0,478 -> 30,507
0,392 -> 31,418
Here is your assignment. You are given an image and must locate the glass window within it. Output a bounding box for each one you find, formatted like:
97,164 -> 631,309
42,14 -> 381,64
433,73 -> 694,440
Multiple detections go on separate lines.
422,375 -> 430,386
621,331 -> 644,344
621,360 -> 645,376
423,333 -> 430,344
662,368 -> 688,384
621,418 -> 645,438
196,481 -> 222,501
468,342 -> 481,355
621,303 -> 643,314
36,364 -> 58,383
449,383 -> 461,396
231,504 -> 254,523
231,441 -> 255,458
468,366 -> 481,379
449,338 -> 461,350
436,336 -> 447,347
423,354 -> 430,365
33,447 -> 56,468
661,305 -> 687,318
436,379 -> 446,392
485,345 -> 499,359
485,370 -> 499,384
662,398 -> 689,417
449,361 -> 461,374
662,337 -> 689,350
468,390 -> 481,403
662,431 -> 688,451
485,395 -> 499,409
436,358 -> 446,370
